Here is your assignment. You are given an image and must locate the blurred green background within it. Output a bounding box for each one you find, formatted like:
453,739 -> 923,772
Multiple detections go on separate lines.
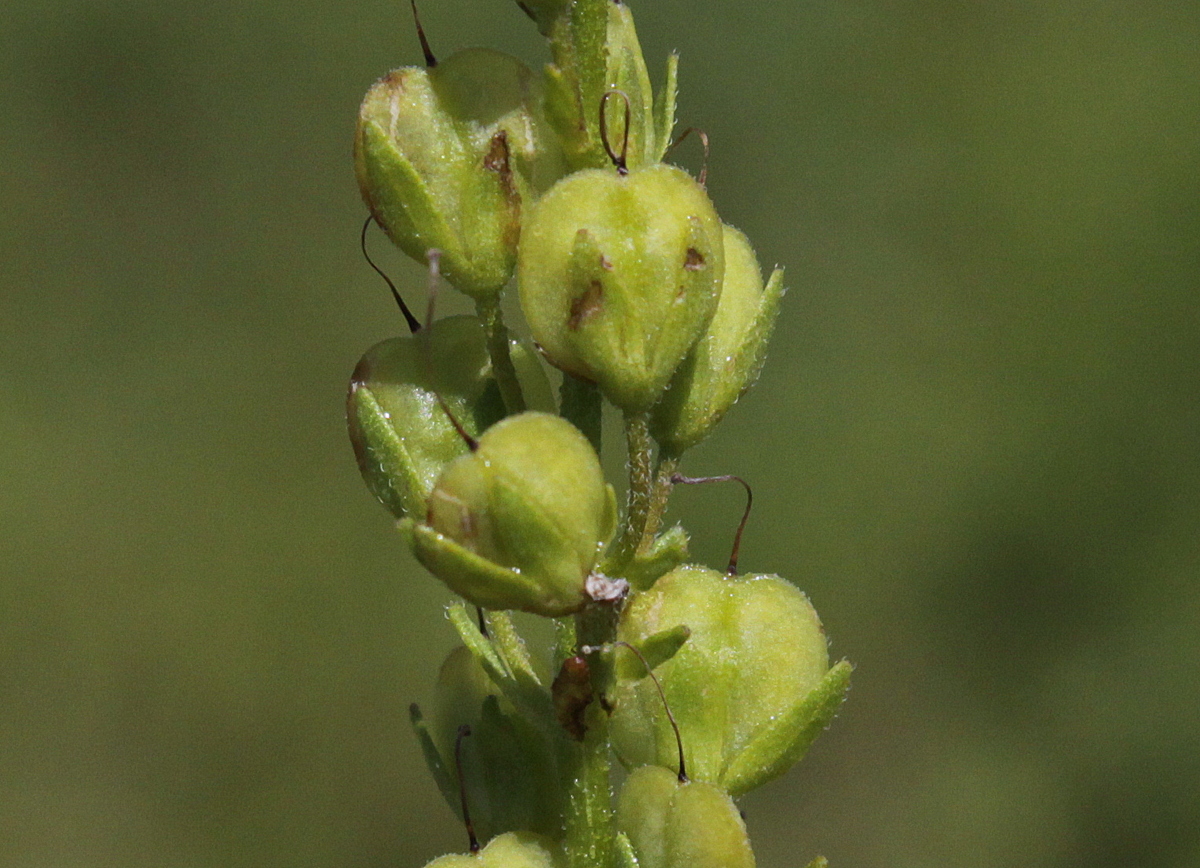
3,0 -> 1198,866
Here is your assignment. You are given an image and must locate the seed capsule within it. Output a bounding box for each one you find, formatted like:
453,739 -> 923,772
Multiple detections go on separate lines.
423,831 -> 564,868
616,765 -> 755,868
518,164 -> 724,413
415,647 -> 563,841
404,412 -> 618,616
355,49 -> 563,299
610,565 -> 851,796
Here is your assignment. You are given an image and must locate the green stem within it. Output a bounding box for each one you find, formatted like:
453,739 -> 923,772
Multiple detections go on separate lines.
638,455 -> 679,546
607,412 -> 655,573
560,602 -> 621,868
561,702 -> 614,868
560,374 -> 602,455
475,297 -> 526,415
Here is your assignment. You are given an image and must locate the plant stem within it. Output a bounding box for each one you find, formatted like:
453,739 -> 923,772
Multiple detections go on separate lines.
561,601 -> 622,868
475,297 -> 526,415
560,374 -> 602,455
638,455 -> 679,546
606,412 -> 654,573
561,702 -> 614,868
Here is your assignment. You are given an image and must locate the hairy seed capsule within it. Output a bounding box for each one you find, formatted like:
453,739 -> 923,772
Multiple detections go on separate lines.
518,164 -> 724,413
355,49 -> 564,299
617,765 -> 755,868
404,412 -> 618,616
417,647 -> 563,841
611,565 -> 851,796
423,831 -> 564,868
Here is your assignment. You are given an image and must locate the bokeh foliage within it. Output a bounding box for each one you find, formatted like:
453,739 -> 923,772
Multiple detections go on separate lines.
1,1 -> 1198,866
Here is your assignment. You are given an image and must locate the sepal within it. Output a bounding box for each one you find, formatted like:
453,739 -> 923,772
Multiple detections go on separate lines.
601,2 -> 658,169
620,525 -> 689,591
721,660 -> 852,796
538,0 -> 661,170
347,315 -> 552,519
613,625 -> 691,683
514,0 -> 571,36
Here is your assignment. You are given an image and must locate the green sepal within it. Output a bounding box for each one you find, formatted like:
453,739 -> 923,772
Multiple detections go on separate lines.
347,316 -> 496,520
615,832 -> 641,868
651,225 -> 787,456
540,0 -> 662,171
514,0 -> 571,36
603,1 -> 656,169
446,601 -> 554,728
802,858 -> 830,868
541,62 -> 597,171
614,624 -> 692,683
621,524 -> 690,591
423,831 -> 566,868
616,766 -> 755,868
447,601 -> 510,694
409,702 -> 460,816
722,660 -> 852,796
540,0 -> 615,170
408,520 -> 572,614
347,384 -> 435,520
485,609 -> 544,690
652,53 -> 679,161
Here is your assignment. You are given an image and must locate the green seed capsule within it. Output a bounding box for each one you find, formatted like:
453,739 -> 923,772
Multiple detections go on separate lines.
651,225 -> 785,456
518,164 -> 725,413
347,315 -> 554,520
616,765 -> 755,868
416,647 -> 563,841
423,831 -> 565,868
610,565 -> 851,796
355,49 -> 563,299
404,412 -> 618,616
